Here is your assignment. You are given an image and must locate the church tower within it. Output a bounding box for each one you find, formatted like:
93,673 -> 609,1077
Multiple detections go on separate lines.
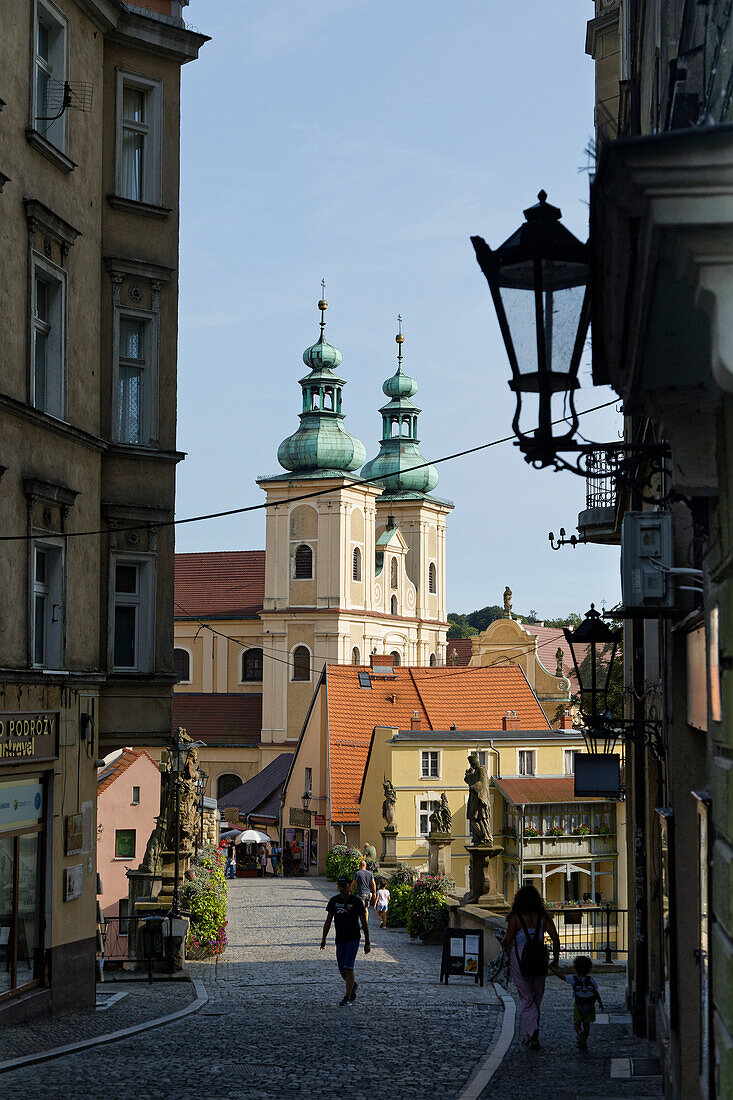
361,324 -> 453,665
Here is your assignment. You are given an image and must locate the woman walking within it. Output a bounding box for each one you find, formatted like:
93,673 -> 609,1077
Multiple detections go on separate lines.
501,885 -> 560,1050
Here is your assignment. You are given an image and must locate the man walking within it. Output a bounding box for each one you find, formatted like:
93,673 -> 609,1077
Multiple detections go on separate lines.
352,859 -> 377,922
363,840 -> 377,864
320,875 -> 370,1006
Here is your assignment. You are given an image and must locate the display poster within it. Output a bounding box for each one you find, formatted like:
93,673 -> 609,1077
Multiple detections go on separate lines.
440,927 -> 484,986
65,813 -> 84,855
0,780 -> 44,834
64,864 -> 84,902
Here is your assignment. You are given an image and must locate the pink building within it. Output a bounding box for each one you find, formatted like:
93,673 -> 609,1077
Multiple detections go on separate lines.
97,749 -> 160,922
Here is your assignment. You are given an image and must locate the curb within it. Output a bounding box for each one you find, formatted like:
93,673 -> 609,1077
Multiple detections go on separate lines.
0,979 -> 208,1074
457,983 -> 516,1100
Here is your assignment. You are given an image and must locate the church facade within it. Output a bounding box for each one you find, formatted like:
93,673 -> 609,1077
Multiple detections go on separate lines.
172,299 -> 453,799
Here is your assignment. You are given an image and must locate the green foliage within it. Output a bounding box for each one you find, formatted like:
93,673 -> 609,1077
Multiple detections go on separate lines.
324,845 -> 363,882
447,618 -> 479,639
406,874 -> 453,943
182,845 -> 228,958
388,863 -> 418,888
543,612 -> 583,629
385,882 -> 412,927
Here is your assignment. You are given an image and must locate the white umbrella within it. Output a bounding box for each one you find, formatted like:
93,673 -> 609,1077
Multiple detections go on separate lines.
235,829 -> 271,844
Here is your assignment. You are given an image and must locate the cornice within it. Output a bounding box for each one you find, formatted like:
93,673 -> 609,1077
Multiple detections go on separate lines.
0,393 -> 108,453
110,9 -> 210,64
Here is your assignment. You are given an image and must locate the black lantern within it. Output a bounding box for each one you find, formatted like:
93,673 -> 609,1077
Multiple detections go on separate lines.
471,191 -> 590,469
564,604 -> 621,753
301,789 -> 312,813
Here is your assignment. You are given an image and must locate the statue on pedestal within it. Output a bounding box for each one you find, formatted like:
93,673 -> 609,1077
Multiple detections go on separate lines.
429,801 -> 442,834
465,752 -> 492,844
555,647 -> 565,676
503,586 -> 513,618
382,777 -> 397,829
438,792 -> 452,834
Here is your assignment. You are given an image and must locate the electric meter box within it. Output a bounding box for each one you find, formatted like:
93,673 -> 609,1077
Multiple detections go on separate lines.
621,512 -> 674,610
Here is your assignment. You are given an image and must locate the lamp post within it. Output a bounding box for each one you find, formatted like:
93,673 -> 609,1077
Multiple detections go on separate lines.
169,735 -> 185,920
564,604 -> 621,755
301,789 -> 312,814
196,770 -> 208,854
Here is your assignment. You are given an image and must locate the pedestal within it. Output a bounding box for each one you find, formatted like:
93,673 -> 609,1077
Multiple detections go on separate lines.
380,827 -> 398,866
465,842 -> 511,913
427,833 -> 452,877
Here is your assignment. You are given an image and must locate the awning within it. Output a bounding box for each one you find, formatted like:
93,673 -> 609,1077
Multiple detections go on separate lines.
492,777 -> 607,805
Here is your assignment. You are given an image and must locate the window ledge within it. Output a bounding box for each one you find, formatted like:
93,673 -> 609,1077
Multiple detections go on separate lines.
106,195 -> 172,220
113,857 -> 135,862
106,442 -> 186,464
25,129 -> 76,174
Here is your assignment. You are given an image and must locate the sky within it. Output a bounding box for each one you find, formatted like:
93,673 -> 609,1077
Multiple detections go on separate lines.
175,0 -> 621,618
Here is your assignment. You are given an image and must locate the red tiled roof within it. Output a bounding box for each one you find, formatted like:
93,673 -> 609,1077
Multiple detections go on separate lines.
97,748 -> 158,794
172,694 -> 262,746
447,625 -> 584,681
493,777 -> 606,805
327,664 -> 550,823
174,551 -> 265,618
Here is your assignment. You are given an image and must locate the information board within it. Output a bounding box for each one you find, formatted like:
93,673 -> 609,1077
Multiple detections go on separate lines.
440,927 -> 484,986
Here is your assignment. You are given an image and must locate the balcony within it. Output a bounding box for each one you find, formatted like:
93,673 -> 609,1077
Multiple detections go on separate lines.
501,833 -> 617,859
576,452 -> 618,545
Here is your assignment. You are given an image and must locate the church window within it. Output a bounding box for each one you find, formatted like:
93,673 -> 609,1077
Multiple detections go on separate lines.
429,653 -> 436,667
292,645 -> 310,681
428,562 -> 437,594
391,595 -> 398,616
242,648 -> 263,682
173,647 -> 190,682
352,546 -> 362,582
390,649 -> 401,666
294,543 -> 313,579
351,646 -> 360,665
390,557 -> 398,589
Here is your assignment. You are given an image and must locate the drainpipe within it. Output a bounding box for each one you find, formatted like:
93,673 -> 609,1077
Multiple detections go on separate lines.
487,739 -> 501,778
338,823 -> 347,843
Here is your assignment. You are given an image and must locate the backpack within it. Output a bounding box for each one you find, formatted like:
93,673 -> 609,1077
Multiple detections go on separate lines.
515,913 -> 550,978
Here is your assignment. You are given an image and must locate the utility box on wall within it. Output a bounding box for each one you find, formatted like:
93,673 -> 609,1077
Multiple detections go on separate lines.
621,512 -> 674,611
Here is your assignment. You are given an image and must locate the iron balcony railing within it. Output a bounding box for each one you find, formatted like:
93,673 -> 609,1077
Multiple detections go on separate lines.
550,905 -> 628,962
585,451 -> 616,510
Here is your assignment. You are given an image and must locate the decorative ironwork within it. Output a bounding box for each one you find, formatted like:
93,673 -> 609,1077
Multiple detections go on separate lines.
548,527 -> 587,550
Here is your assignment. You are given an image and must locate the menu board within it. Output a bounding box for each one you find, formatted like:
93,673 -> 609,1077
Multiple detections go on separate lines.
440,928 -> 484,986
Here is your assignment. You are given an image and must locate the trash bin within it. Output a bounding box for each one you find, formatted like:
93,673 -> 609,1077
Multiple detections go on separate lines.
142,915 -> 166,981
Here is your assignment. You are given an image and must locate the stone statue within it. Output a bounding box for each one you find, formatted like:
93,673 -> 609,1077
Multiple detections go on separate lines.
382,777 -> 397,829
139,753 -> 172,875
439,791 -> 452,834
448,648 -> 459,667
503,586 -> 513,618
464,752 -> 492,844
429,801 -> 442,834
138,731 -> 200,874
555,647 -> 565,676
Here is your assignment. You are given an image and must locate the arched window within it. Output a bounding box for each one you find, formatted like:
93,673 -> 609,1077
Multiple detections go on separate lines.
351,646 -> 360,665
390,650 -> 401,666
391,595 -> 398,615
294,543 -> 313,579
428,562 -> 437,594
352,546 -> 362,582
429,653 -> 436,667
217,773 -> 242,800
242,648 -> 263,682
173,648 -> 190,682
292,645 -> 310,681
390,556 -> 398,589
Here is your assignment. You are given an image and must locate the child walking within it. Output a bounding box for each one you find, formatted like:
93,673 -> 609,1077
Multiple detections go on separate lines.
375,879 -> 390,928
551,955 -> 604,1049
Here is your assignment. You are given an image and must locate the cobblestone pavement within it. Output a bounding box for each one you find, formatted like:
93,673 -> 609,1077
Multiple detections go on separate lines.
487,971 -> 664,1099
0,981 -> 195,1061
3,877 -> 502,1099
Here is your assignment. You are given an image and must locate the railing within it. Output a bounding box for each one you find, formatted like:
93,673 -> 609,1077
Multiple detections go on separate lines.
502,833 -> 618,858
550,906 -> 628,961
97,915 -> 145,970
585,452 -> 616,510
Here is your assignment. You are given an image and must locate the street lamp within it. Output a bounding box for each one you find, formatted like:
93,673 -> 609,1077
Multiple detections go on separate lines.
196,770 -> 208,853
301,789 -> 312,813
564,604 -> 621,754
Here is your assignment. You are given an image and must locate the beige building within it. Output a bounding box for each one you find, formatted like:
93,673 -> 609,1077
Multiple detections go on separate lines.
0,0 -> 206,1023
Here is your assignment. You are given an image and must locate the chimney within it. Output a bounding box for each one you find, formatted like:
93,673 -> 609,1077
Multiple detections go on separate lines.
502,710 -> 521,730
410,710 -> 421,730
450,723 -> 457,731
559,714 -> 573,730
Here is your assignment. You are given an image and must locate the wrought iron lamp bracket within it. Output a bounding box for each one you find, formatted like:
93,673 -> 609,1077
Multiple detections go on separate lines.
548,527 -> 588,551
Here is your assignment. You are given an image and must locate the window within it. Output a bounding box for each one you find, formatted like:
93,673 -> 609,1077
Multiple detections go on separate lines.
518,750 -> 535,776
131,786 -> 140,805
292,645 -> 310,681
294,544 -> 313,579
242,648 -> 263,682
32,543 -> 63,668
390,556 -> 398,589
0,780 -> 45,996
351,646 -> 360,665
217,773 -> 241,800
419,799 -> 435,836
421,751 -> 439,779
113,559 -> 151,672
428,562 -> 437,594
564,749 -> 582,776
429,653 -> 436,667
117,316 -> 147,443
352,546 -> 362,582
173,647 -> 190,683
304,767 -> 312,796
476,750 -> 488,768
34,1 -> 68,151
32,263 -> 65,418
390,650 -> 401,666
115,829 -> 136,859
116,72 -> 163,205
391,595 -> 398,616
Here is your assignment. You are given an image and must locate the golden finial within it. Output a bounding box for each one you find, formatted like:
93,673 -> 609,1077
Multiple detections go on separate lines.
395,314 -> 404,367
318,279 -> 327,334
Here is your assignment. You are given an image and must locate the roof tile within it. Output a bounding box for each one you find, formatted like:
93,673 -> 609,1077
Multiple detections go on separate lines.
97,748 -> 158,794
174,551 -> 265,618
173,693 -> 262,746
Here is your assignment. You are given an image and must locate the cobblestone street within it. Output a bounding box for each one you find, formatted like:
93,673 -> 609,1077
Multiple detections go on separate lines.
2,877 -> 502,1099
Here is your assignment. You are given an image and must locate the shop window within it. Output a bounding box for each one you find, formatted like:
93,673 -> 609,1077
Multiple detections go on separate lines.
294,544 -> 313,579
518,750 -> 535,776
115,829 -> 136,859
421,751 -> 439,779
0,780 -> 45,997
173,648 -> 190,683
352,546 -> 361,582
32,543 -> 63,669
241,648 -> 263,682
292,645 -> 310,681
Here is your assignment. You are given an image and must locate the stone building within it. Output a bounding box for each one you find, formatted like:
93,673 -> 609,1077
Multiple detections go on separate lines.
173,306 -> 453,801
0,0 -> 206,1022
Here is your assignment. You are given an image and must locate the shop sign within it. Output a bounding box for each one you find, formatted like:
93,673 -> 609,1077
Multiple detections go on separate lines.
0,711 -> 58,762
290,807 -> 311,828
314,813 -> 325,826
0,779 -> 44,834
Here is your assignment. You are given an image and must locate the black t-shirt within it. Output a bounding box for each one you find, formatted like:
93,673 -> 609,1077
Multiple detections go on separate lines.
326,894 -> 365,943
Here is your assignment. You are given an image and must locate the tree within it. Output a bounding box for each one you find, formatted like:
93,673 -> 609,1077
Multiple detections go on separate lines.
543,612 -> 583,630
447,614 -> 479,639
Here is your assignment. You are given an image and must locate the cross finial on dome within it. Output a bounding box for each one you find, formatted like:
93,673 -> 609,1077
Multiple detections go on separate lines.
318,279 -> 327,335
396,314 -> 405,369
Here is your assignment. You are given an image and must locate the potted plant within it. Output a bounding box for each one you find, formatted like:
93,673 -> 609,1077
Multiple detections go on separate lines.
501,825 -> 517,838
524,824 -> 540,838
597,822 -> 613,836
546,825 -> 564,837
572,824 -> 591,836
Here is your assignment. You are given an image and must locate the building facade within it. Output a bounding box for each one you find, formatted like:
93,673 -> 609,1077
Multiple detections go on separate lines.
0,0 -> 205,1022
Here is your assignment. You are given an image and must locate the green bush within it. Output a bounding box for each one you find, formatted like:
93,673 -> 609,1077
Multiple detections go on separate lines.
182,845 -> 228,958
388,863 -> 418,889
324,845 -> 363,882
386,882 -> 412,927
406,873 -> 454,943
